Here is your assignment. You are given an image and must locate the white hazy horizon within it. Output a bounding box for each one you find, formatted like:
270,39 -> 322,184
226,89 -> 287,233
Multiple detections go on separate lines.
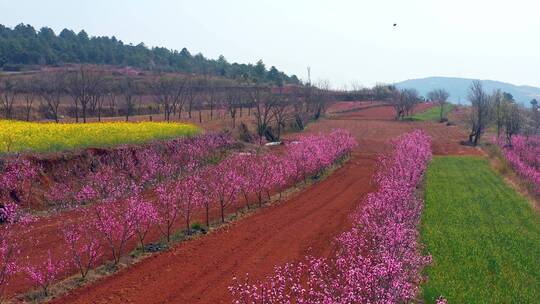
1,0 -> 540,88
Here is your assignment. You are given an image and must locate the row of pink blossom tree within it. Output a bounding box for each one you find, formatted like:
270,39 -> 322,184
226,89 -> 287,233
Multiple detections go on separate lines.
230,130 -> 435,303
0,132 -> 235,213
0,158 -> 39,219
0,132 -> 232,298
496,135 -> 540,194
55,132 -> 236,209
0,204 -> 35,298
0,129 -> 356,299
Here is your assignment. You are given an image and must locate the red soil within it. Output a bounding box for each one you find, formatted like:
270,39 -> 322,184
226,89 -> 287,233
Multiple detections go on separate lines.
45,103 -> 480,304
53,151 -> 377,304
1,101 -> 479,302
6,189 -> 265,299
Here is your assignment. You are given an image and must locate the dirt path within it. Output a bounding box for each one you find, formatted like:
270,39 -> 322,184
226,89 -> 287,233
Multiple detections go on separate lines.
49,103 -> 482,304
53,150 -> 377,304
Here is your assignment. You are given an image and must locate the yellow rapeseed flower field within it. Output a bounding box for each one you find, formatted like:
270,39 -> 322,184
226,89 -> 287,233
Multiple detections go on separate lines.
0,120 -> 201,154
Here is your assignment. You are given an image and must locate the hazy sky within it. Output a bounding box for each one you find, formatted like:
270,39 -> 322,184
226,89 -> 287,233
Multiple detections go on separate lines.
2,0 -> 540,88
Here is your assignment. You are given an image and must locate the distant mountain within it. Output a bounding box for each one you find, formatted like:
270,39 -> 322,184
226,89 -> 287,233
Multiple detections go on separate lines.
395,77 -> 540,105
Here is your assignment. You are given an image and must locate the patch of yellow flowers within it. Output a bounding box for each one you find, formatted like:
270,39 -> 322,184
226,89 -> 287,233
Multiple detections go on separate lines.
0,120 -> 201,154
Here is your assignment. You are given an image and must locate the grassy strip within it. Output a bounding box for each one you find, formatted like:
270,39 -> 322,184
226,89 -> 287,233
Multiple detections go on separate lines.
421,156 -> 540,303
0,120 -> 200,154
408,104 -> 454,121
482,142 -> 540,210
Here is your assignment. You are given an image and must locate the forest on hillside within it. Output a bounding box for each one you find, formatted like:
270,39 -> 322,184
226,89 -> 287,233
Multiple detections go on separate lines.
0,23 -> 300,86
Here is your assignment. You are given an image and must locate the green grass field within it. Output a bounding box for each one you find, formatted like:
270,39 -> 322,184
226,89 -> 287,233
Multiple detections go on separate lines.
421,156 -> 540,303
0,120 -> 201,154
410,104 -> 454,121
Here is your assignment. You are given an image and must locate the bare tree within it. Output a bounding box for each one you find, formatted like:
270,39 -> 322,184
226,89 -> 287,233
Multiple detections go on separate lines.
491,90 -> 506,138
186,78 -> 207,119
38,72 -> 66,123
531,99 -> 539,133
225,88 -> 240,128
183,82 -> 197,120
390,88 -> 419,120
373,83 -> 394,101
106,83 -> 118,117
350,81 -> 363,93
310,80 -> 331,120
136,94 -> 144,116
21,78 -> 38,121
271,89 -> 291,140
175,78 -> 189,120
119,77 -> 137,122
245,93 -> 253,117
290,86 -> 307,131
390,88 -> 405,120
403,88 -> 420,117
66,66 -> 103,123
467,81 -> 492,146
89,75 -> 107,121
0,78 -> 18,119
250,86 -> 276,139
504,102 -> 524,145
427,88 -> 450,122
152,76 -> 185,122
207,82 -> 216,120
195,92 -> 205,123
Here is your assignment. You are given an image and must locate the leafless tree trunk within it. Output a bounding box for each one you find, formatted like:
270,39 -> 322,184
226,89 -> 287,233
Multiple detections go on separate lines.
250,86 -> 276,139
390,89 -> 405,120
192,89 -> 205,124
0,78 -> 18,119
403,88 -> 420,117
152,76 -> 177,122
184,84 -> 196,120
427,88 -> 450,122
491,90 -> 506,138
272,92 -> 290,140
531,99 -> 540,133
467,81 -> 492,146
23,91 -> 36,121
38,72 -> 66,123
306,80 -> 331,120
504,102 -> 524,145
391,88 -> 419,120
226,88 -> 240,128
137,95 -> 143,116
91,91 -> 104,122
107,91 -> 117,117
208,86 -> 216,120
120,77 -> 137,122
66,66 -> 103,123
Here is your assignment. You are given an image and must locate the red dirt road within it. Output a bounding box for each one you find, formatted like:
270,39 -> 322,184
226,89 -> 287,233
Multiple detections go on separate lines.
54,151 -> 378,304
51,103 -> 481,304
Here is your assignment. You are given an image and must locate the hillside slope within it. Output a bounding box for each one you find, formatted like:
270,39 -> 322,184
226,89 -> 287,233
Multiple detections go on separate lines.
0,23 -> 299,85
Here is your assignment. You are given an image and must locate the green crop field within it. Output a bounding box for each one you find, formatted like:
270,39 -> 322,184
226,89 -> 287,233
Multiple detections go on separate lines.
0,120 -> 201,154
410,104 -> 454,121
421,156 -> 540,303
